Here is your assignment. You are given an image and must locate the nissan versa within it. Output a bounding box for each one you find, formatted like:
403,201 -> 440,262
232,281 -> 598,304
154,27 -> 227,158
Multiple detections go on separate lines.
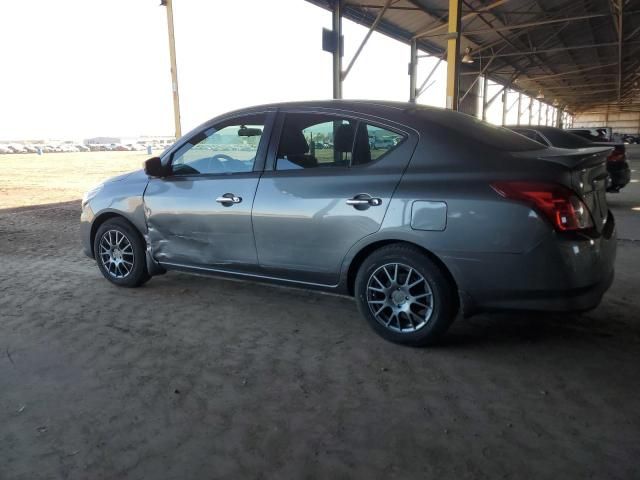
81,101 -> 616,346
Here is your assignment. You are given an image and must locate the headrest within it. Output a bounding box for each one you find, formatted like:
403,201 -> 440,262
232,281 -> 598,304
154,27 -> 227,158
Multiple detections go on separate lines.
352,122 -> 372,166
279,128 -> 309,155
334,124 -> 355,152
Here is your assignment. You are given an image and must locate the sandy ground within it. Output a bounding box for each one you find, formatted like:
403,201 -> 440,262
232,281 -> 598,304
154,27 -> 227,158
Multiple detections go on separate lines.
0,152 -> 148,209
1,149 -> 639,479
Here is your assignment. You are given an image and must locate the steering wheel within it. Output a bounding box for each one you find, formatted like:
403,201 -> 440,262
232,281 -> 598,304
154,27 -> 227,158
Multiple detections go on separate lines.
204,153 -> 236,173
210,154 -> 235,162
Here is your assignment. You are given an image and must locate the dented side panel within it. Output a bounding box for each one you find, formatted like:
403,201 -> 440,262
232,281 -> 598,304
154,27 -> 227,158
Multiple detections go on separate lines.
143,173 -> 261,269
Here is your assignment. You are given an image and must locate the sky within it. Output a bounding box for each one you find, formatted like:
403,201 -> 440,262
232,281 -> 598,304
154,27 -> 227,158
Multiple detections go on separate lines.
0,0 -> 554,141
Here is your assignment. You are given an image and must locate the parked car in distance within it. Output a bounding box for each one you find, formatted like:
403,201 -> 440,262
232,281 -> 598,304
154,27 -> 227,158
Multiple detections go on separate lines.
566,127 -> 611,142
372,138 -> 395,150
8,144 -> 27,154
81,101 -> 616,346
23,145 -> 38,153
508,125 -> 630,192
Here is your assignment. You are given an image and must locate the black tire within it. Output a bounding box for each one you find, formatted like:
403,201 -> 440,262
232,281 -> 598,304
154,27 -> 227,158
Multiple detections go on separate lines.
354,244 -> 457,346
93,217 -> 150,288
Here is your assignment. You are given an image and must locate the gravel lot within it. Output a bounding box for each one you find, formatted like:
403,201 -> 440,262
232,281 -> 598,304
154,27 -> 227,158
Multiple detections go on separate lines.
1,148 -> 639,479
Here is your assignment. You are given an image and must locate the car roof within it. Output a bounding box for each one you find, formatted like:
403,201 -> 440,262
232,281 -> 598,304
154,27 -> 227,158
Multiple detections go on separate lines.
217,99 -> 465,125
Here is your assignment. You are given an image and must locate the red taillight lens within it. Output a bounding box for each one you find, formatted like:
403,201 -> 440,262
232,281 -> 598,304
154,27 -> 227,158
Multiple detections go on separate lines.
491,182 -> 594,231
607,149 -> 626,162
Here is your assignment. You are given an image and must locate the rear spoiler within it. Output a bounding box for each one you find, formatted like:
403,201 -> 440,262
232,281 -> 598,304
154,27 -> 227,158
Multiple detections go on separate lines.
513,146 -> 612,170
591,141 -> 625,152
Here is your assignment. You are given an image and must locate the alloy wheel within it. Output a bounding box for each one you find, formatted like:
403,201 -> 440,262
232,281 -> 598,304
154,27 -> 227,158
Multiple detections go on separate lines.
99,229 -> 135,279
366,262 -> 434,333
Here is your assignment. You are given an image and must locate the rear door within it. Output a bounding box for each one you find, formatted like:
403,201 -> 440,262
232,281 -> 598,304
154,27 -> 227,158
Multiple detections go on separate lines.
251,110 -> 417,285
144,112 -> 273,270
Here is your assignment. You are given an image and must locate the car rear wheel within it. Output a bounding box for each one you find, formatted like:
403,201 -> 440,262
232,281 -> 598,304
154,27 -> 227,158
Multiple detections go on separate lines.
354,244 -> 457,346
94,218 -> 150,288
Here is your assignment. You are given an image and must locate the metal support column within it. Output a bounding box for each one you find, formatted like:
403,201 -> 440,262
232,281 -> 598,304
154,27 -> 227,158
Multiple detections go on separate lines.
445,0 -> 462,110
481,76 -> 489,121
162,0 -> 182,139
517,93 -> 522,125
545,104 -> 550,126
528,97 -> 534,125
538,102 -> 542,125
409,39 -> 418,103
501,90 -> 508,126
332,0 -> 343,100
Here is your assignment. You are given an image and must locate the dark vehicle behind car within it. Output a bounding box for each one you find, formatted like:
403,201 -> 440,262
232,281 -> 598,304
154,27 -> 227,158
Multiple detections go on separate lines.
567,127 -> 612,142
508,125 -> 631,192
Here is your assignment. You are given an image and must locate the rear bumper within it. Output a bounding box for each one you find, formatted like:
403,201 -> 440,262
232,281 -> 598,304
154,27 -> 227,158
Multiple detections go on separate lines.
461,268 -> 614,314
450,213 -> 617,316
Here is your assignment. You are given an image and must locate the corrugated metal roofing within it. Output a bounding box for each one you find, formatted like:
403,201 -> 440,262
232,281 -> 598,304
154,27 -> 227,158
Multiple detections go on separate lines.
306,0 -> 640,113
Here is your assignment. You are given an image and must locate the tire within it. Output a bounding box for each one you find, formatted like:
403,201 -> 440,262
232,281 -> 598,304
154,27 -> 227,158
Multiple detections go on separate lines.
354,244 -> 457,346
93,217 -> 150,288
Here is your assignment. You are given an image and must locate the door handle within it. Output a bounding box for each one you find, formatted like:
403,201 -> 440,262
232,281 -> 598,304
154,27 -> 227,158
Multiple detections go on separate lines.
346,195 -> 382,208
216,194 -> 242,205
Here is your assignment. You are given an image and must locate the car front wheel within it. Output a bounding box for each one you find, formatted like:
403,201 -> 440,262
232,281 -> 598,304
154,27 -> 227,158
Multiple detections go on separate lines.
93,218 -> 150,288
354,244 -> 457,346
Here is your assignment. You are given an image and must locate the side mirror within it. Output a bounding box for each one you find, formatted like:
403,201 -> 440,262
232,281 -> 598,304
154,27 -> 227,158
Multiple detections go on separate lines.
144,157 -> 168,177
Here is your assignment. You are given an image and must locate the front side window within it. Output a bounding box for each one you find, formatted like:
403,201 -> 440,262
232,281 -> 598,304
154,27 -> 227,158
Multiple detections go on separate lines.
276,113 -> 405,171
171,114 -> 265,175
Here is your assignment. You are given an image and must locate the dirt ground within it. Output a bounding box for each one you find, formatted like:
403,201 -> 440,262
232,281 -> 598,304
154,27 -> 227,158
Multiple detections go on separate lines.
1,149 -> 639,479
0,152 -> 148,209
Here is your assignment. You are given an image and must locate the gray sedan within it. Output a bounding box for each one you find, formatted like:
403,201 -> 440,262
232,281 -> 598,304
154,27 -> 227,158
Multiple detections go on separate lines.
81,101 -> 616,346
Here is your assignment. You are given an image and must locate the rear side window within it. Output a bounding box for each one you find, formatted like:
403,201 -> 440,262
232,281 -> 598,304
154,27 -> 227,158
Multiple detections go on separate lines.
276,113 -> 405,170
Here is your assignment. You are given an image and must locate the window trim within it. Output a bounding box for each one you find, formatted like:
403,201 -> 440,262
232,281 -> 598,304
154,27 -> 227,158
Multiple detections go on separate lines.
266,110 -> 409,173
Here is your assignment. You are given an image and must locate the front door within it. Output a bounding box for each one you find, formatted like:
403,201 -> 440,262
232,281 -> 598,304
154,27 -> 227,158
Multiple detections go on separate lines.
252,111 -> 417,285
144,113 -> 272,270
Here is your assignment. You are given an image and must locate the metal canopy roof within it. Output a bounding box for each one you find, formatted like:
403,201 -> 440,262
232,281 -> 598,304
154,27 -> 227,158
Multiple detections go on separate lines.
306,0 -> 640,113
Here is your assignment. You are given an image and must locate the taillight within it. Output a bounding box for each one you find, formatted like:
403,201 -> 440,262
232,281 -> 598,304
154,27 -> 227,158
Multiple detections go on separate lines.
491,182 -> 594,231
607,147 -> 625,162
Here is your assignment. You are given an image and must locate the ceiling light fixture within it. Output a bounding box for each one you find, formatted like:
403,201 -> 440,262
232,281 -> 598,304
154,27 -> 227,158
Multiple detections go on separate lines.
536,90 -> 544,99
461,47 -> 474,64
